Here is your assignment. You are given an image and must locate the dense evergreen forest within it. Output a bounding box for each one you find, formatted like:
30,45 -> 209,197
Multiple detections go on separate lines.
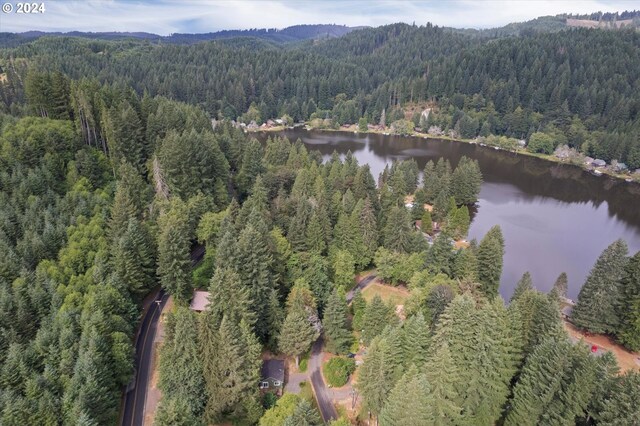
0,13 -> 639,426
1,15 -> 640,168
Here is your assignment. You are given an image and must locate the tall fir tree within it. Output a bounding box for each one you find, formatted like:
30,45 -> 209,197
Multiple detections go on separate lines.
199,314 -> 261,424
351,289 -> 366,332
511,271 -> 533,303
379,366 -> 434,426
157,200 -> 192,302
362,295 -> 397,344
549,272 -> 568,302
357,336 -> 397,422
505,337 -> 599,426
279,309 -> 319,368
383,205 -> 413,253
158,308 -> 206,420
423,342 -> 462,426
333,250 -> 355,291
112,218 -> 155,298
571,239 -> 629,334
323,290 -> 352,354
236,224 -> 278,342
282,399 -> 322,426
477,225 -> 505,298
617,251 -> 640,350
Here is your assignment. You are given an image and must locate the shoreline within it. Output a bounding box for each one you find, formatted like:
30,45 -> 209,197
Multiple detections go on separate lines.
250,125 -> 639,185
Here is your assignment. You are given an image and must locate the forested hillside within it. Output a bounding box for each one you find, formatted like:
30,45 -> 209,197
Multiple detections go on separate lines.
0,14 -> 640,425
0,24 -> 357,48
1,19 -> 639,167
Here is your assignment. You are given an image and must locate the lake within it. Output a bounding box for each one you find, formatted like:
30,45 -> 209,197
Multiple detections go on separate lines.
260,129 -> 640,300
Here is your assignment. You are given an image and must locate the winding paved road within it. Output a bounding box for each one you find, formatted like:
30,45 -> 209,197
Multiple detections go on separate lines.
309,338 -> 338,423
120,245 -> 205,426
309,273 -> 377,423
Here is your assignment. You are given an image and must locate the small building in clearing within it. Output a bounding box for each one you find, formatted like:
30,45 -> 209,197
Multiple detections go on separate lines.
260,359 -> 285,395
189,290 -> 210,313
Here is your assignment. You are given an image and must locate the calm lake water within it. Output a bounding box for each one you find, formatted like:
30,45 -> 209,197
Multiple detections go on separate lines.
261,129 -> 640,300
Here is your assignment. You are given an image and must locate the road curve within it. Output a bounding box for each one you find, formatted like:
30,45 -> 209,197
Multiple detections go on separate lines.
309,338 -> 338,423
346,273 -> 377,303
120,245 -> 205,426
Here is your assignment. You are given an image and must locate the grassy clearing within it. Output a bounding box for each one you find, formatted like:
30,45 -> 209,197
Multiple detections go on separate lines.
362,282 -> 410,306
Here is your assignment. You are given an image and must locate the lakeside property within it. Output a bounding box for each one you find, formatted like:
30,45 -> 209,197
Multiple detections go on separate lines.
248,123 -> 640,184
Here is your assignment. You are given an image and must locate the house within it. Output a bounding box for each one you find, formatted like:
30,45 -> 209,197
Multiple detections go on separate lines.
259,359 -> 285,395
615,162 -> 628,172
189,290 -> 210,312
584,157 -> 594,166
593,159 -> 606,167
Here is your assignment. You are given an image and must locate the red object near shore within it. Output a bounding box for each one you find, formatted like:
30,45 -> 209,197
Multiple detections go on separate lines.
591,345 -> 598,353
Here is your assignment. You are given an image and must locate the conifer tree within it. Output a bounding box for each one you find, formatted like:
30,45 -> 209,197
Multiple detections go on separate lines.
283,399 -> 322,426
354,197 -> 379,268
357,336 -> 397,422
423,342 -> 462,425
351,289 -> 366,332
207,267 -> 255,326
597,371 -> 640,425
427,231 -> 454,275
279,309 -> 319,368
288,200 -> 312,253
401,313 -> 430,368
379,366 -> 434,426
305,212 -> 326,255
112,218 -> 155,298
332,210 -> 356,256
452,244 -> 478,283
450,157 -> 482,205
617,251 -> 640,350
156,129 -> 229,199
200,314 -> 261,423
237,138 -> 265,198
158,308 -> 206,420
362,295 -> 397,344
505,338 -> 599,426
420,210 -> 433,234
549,272 -> 568,301
477,225 -> 505,298
571,239 -> 629,334
431,190 -> 450,223
109,161 -> 150,240
383,205 -> 413,253
323,290 -> 352,354
63,326 -> 119,425
333,250 -> 355,291
511,271 -> 533,302
157,200 -> 192,302
104,101 -> 146,173
236,224 -> 277,342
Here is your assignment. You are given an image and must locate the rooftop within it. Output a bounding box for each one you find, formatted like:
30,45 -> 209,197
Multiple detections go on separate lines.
261,359 -> 285,382
189,290 -> 211,312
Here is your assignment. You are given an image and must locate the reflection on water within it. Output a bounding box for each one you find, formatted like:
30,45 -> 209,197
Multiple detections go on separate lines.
260,129 -> 640,299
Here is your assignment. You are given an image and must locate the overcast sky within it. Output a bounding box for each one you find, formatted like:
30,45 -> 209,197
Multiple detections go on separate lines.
0,0 -> 636,34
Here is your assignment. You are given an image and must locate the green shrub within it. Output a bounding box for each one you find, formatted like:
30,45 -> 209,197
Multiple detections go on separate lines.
299,352 -> 310,372
323,357 -> 356,387
262,392 -> 278,409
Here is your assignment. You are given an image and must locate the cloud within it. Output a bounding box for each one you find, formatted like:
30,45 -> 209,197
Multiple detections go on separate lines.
0,0 -> 634,34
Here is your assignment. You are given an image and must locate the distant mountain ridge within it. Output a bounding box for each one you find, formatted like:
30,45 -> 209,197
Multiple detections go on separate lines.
0,24 -> 360,48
